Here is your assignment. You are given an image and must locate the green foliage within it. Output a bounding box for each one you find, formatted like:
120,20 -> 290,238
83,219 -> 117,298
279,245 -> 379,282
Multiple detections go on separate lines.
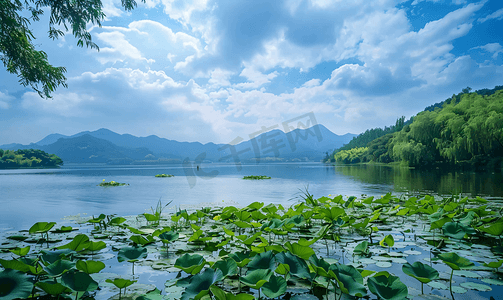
333,147 -> 368,164
0,0 -> 143,97
0,269 -> 34,300
330,86 -> 503,170
0,149 -> 63,169
155,174 -> 174,177
243,175 -> 271,180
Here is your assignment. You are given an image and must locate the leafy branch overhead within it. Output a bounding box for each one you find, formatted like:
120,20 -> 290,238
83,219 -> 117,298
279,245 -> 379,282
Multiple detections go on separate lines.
0,0 -> 144,98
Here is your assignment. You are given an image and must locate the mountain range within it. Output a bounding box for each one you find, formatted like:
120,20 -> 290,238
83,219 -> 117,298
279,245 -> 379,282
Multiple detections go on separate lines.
0,125 -> 355,164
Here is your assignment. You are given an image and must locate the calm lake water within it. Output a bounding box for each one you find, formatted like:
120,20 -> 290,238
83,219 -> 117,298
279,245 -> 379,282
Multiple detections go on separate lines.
1,162 -> 502,231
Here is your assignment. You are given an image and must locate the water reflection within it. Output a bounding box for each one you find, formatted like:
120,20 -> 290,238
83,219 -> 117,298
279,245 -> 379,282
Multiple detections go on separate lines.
334,164 -> 503,197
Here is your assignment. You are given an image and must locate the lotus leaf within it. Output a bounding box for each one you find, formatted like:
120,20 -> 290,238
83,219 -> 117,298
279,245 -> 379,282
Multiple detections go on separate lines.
29,222 -> 56,234
0,269 -> 34,300
380,234 -> 395,248
402,261 -> 439,294
44,259 -> 75,276
284,242 -> 315,260
276,251 -> 311,280
9,246 -> 30,257
76,260 -> 106,274
261,275 -> 287,298
437,252 -> 474,270
309,255 -> 330,277
0,258 -> 44,275
106,278 -> 137,289
118,246 -> 148,262
240,269 -> 272,289
109,217 -> 127,225
478,220 -> 503,236
209,285 -> 255,300
174,253 -> 206,275
181,268 -> 223,300
353,241 -> 370,257
36,280 -> 71,296
41,249 -> 76,264
212,258 -> 237,277
85,240 -> 107,252
367,273 -> 408,300
159,231 -> 179,243
246,250 -> 275,271
130,235 -> 155,245
228,252 -> 251,268
61,269 -> 99,292
442,222 -> 475,239
329,264 -> 367,297
57,234 -> 90,252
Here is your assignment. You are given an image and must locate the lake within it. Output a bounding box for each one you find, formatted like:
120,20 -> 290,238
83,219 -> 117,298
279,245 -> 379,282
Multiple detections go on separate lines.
1,162 -> 502,231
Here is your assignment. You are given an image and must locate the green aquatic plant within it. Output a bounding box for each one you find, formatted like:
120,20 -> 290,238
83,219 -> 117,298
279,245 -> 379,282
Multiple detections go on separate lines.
402,261 -> 439,294
0,269 -> 34,300
159,231 -> 179,254
155,174 -> 174,177
379,234 -> 395,252
437,252 -> 474,299
180,268 -> 224,300
106,278 -> 137,300
117,246 -> 148,275
175,253 -> 207,275
243,175 -> 271,180
61,269 -> 99,300
99,179 -> 128,186
76,260 -> 106,274
29,221 -> 56,242
367,271 -> 408,300
329,263 -> 367,299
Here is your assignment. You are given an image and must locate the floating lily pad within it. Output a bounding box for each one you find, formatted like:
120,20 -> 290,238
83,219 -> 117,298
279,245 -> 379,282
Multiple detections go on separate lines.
404,250 -> 421,255
427,281 -> 448,290
482,278 -> 503,285
376,262 -> 392,268
451,286 -> 467,294
459,282 -> 492,291
453,270 -> 481,278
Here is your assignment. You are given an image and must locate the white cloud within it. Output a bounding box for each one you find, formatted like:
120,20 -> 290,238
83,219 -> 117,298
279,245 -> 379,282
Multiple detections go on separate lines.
235,67 -> 279,89
478,8 -> 503,23
0,91 -> 14,109
472,43 -> 503,59
208,68 -> 233,87
21,92 -> 96,117
95,31 -> 154,64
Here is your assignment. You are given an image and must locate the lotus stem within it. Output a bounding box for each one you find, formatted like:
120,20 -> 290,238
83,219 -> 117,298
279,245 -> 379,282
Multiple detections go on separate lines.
421,282 -> 424,294
449,269 -> 454,300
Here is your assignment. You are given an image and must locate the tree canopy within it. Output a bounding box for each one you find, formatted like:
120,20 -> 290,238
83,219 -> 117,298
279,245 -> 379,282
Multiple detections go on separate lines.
0,149 -> 63,168
0,0 -> 143,98
329,86 -> 503,171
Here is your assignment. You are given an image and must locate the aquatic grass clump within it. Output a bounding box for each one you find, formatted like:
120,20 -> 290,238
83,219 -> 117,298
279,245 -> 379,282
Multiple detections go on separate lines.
98,179 -> 128,186
243,175 -> 271,180
155,174 -> 174,177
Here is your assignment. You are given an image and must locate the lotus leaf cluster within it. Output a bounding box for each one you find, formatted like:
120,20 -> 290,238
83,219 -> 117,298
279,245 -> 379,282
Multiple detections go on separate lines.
0,192 -> 502,300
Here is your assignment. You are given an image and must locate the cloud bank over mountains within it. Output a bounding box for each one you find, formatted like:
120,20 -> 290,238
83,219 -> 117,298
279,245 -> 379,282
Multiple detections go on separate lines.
0,0 -> 502,145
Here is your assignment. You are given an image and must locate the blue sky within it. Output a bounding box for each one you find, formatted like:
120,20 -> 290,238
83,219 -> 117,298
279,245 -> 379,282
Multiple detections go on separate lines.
1,0 -> 502,145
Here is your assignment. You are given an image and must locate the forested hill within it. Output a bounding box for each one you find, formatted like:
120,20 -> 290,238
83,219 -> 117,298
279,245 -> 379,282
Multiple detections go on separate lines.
0,149 -> 63,169
327,85 -> 503,161
326,86 -> 503,171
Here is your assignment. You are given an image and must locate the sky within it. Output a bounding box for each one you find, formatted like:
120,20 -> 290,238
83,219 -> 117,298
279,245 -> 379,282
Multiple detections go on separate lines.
1,0 -> 503,145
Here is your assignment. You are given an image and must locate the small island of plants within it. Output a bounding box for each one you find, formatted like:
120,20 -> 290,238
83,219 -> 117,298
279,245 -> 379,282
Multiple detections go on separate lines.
98,179 -> 128,186
243,175 -> 271,180
155,174 -> 174,177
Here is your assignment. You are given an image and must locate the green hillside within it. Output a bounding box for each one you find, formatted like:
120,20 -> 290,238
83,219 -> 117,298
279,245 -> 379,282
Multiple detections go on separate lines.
327,86 -> 503,171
